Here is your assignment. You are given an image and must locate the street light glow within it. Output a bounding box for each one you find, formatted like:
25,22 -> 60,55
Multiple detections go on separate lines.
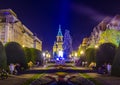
43,52 -> 45,56
80,50 -> 84,55
22,45 -> 25,47
75,52 -> 77,57
95,45 -> 99,48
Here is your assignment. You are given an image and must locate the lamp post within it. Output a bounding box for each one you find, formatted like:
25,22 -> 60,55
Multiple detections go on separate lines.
80,50 -> 84,55
42,52 -> 46,67
43,52 -> 45,57
74,52 -> 78,65
95,45 -> 98,49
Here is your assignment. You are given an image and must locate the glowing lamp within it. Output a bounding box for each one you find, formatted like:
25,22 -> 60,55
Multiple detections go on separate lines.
43,52 -> 45,56
80,50 -> 84,55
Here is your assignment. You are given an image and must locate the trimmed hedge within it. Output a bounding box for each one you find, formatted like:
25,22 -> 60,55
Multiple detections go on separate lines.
85,48 -> 96,65
111,45 -> 120,76
24,47 -> 32,63
24,48 -> 43,65
0,42 -> 7,69
5,42 -> 27,69
96,43 -> 116,68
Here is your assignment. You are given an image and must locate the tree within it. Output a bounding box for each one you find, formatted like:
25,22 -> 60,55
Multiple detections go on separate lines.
111,45 -> 120,76
96,43 -> 116,68
5,42 -> 27,69
63,29 -> 72,59
0,42 -> 7,69
34,49 -> 43,65
30,48 -> 43,65
23,47 -> 32,63
85,48 -> 96,65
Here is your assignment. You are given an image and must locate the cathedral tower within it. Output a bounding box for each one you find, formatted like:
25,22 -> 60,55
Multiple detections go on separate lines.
53,25 -> 63,57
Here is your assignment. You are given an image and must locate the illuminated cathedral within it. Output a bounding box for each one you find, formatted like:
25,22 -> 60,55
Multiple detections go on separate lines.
53,25 -> 64,59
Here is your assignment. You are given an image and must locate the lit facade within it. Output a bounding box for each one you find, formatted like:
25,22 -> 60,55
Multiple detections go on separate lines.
88,15 -> 120,47
77,38 -> 88,57
0,9 -> 42,51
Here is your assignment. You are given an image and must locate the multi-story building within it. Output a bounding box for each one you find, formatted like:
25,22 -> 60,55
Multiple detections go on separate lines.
88,15 -> 120,47
0,9 -> 42,51
34,36 -> 42,51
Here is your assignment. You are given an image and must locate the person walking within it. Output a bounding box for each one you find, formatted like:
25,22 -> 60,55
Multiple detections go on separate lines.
9,63 -> 15,74
107,63 -> 112,75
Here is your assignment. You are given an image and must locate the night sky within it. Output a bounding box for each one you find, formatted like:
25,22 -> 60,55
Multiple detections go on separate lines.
0,0 -> 120,51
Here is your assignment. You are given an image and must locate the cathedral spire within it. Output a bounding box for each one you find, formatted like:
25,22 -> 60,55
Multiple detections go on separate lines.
57,24 -> 63,36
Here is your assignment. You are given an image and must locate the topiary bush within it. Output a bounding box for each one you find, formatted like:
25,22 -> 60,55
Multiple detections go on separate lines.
24,47 -> 32,63
5,42 -> 27,69
96,43 -> 116,68
30,48 -> 43,65
85,48 -> 96,65
0,42 -> 7,69
111,45 -> 120,76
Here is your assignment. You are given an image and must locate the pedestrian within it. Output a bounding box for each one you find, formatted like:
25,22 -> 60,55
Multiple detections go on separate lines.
82,61 -> 85,67
9,63 -> 15,74
15,64 -> 21,75
36,61 -> 39,66
107,63 -> 112,75
102,63 -> 107,74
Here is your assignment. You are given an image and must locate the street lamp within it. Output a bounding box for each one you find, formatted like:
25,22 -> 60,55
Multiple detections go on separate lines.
69,54 -> 72,58
43,52 -> 45,57
74,52 -> 78,65
22,45 -> 25,47
95,45 -> 99,49
42,52 -> 46,67
80,50 -> 84,55
75,52 -> 77,57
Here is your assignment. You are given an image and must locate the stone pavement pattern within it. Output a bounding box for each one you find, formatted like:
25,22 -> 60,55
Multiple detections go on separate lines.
86,73 -> 120,85
0,65 -> 120,85
0,74 -> 34,85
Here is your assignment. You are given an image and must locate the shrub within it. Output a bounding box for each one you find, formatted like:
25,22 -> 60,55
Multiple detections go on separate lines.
24,47 -> 32,63
111,45 -> 120,76
96,43 -> 116,68
0,42 -> 7,69
85,48 -> 96,65
30,48 -> 43,65
5,42 -> 27,69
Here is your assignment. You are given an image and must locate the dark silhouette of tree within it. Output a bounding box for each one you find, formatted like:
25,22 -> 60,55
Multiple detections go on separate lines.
24,47 -> 32,63
96,43 -> 116,68
111,45 -> 120,76
5,42 -> 27,69
85,48 -> 96,65
30,48 -> 43,65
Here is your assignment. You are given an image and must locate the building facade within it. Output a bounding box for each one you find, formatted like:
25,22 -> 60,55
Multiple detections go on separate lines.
88,15 -> 120,47
0,9 -> 42,51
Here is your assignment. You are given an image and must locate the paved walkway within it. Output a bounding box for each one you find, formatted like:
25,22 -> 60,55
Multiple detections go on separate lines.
0,74 -> 34,85
0,65 -> 120,85
86,73 -> 120,85
73,66 -> 120,85
0,66 -> 45,85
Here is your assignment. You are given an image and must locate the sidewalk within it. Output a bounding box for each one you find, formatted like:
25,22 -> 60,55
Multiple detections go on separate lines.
0,74 -> 34,85
86,73 -> 120,85
0,66 -> 45,85
73,66 -> 120,85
